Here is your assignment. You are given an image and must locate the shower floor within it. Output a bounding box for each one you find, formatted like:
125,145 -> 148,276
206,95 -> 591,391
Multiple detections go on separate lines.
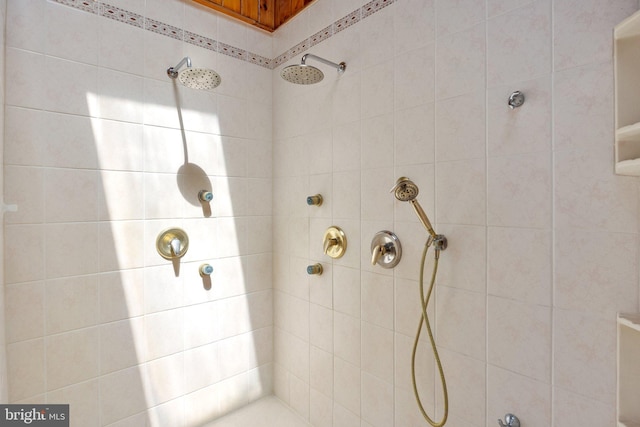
203,396 -> 311,427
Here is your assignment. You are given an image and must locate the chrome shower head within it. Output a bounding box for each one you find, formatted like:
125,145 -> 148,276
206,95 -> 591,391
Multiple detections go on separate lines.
390,177 -> 437,239
280,53 -> 346,85
167,57 -> 221,90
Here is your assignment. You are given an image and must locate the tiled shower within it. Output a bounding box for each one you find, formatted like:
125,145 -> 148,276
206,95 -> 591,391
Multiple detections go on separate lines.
2,0 -> 640,426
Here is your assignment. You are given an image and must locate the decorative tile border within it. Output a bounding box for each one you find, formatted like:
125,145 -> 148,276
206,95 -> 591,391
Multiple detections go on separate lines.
52,0 -> 397,70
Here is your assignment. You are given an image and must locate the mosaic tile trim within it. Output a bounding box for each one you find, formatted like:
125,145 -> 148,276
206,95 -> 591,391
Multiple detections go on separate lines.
52,0 -> 398,70
101,3 -> 143,28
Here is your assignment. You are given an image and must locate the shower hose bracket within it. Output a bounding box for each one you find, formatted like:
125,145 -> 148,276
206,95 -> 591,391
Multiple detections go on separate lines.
432,234 -> 447,252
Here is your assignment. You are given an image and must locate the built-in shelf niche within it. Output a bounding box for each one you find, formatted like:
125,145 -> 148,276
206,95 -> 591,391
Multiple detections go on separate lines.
618,313 -> 640,427
614,10 -> 640,176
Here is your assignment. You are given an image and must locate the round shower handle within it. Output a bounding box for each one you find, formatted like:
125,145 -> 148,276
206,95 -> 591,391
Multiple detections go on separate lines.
370,231 -> 402,269
323,226 -> 347,259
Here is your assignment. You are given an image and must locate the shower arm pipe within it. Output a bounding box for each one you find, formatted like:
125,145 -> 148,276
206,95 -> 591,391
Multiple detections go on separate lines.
301,54 -> 346,73
167,57 -> 192,78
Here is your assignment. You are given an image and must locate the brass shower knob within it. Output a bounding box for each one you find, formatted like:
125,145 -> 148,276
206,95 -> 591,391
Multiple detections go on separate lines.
323,226 -> 347,259
156,228 -> 189,260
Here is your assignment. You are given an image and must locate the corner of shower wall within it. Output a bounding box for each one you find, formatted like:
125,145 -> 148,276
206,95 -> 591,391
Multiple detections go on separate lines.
0,0 -> 9,404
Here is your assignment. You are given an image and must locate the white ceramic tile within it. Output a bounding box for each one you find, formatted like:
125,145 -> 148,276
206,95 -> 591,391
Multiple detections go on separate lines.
332,70 -> 361,127
100,317 -> 145,375
44,168 -> 101,223
45,275 -> 99,334
45,1 -> 99,65
333,312 -> 361,366
333,265 -> 361,318
361,114 -> 394,170
4,166 -> 44,225
5,282 -> 44,343
436,286 -> 486,360
436,158 -> 486,225
47,380 -> 100,427
46,328 -> 100,391
361,321 -> 394,383
310,346 -> 333,398
487,151 -> 552,228
98,18 -> 145,76
4,224 -> 45,284
309,388 -> 332,427
395,0 -> 435,53
488,296 -> 551,382
361,168 -> 394,221
553,61 -> 614,152
487,365 -> 551,427
552,387 -> 615,426
435,23 -> 485,100
361,372 -> 393,427
361,60 -> 394,119
554,0 -> 637,71
6,48 -> 46,110
44,56 -> 98,116
436,89 -> 485,161
333,121 -> 361,172
93,119 -> 144,171
487,0 -> 551,87
45,223 -> 100,279
7,339 -> 45,401
487,226 -> 551,306
4,107 -> 45,167
436,0 -> 485,37
333,357 -> 360,416
554,309 -> 616,404
555,227 -> 638,318
438,348 -> 486,426
41,113 -> 100,169
394,103 -> 435,166
395,44 -> 435,111
100,366 -> 148,425
99,269 -> 145,323
436,225 -> 486,294
6,0 -> 46,52
97,68 -> 144,123
361,271 -> 394,329
310,303 -> 333,352
333,171 -> 361,220
144,308 -> 184,361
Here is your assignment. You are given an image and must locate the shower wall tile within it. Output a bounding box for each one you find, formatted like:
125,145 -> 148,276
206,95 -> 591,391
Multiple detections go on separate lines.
435,23 -> 485,100
361,60 -> 395,118
45,327 -> 100,391
487,366 -> 551,427
435,0 -> 485,37
436,286 -> 486,360
553,61 -> 614,152
552,387 -> 616,426
435,90 -> 485,162
394,103 -> 435,166
45,275 -> 100,335
487,0 -> 551,87
393,0 -> 434,55
394,44 -> 435,111
554,309 -> 617,404
361,372 -> 394,427
555,147 -> 638,233
554,227 -> 638,318
98,18 -> 145,75
488,296 -> 551,382
7,339 -> 45,402
6,0 -> 46,52
487,151 -> 552,228
436,158 -> 486,225
487,226 -> 551,306
45,1 -> 99,65
553,0 -> 637,71
5,283 -> 44,343
47,380 -> 100,427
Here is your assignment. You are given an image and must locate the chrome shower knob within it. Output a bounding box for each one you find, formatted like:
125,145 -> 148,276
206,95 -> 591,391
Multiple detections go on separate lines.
370,231 -> 402,269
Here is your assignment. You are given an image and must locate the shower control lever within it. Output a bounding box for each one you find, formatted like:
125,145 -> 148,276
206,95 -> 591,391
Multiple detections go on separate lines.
323,226 -> 347,259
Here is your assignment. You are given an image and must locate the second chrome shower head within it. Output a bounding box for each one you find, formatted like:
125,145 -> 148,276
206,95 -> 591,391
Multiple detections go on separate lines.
280,53 -> 346,85
167,56 -> 221,90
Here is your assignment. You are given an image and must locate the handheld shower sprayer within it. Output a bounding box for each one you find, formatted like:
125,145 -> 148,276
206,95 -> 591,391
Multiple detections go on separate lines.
391,177 -> 447,252
392,176 -> 449,427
